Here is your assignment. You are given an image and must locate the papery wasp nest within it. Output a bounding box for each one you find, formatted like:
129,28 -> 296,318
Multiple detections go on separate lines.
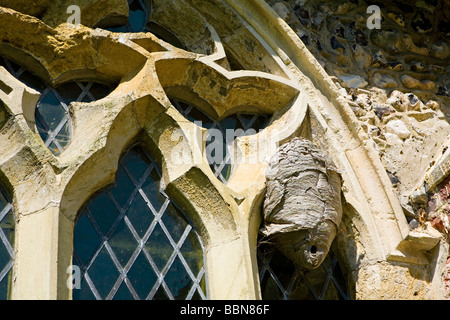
260,137 -> 343,269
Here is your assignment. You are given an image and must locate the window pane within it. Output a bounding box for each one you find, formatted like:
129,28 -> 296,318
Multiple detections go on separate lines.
260,272 -> 284,300
127,252 -> 156,299
0,56 -> 113,156
0,187 -> 15,301
180,230 -> 204,276
56,82 -> 83,104
145,223 -> 172,271
109,219 -> 137,267
165,257 -> 192,300
258,239 -> 350,300
112,281 -> 135,300
171,98 -> 271,184
88,193 -> 119,237
161,203 -> 188,243
129,1 -> 147,32
37,90 -> 66,133
72,146 -> 207,300
106,0 -> 148,33
73,213 -> 101,267
125,193 -> 153,238
88,246 -> 120,299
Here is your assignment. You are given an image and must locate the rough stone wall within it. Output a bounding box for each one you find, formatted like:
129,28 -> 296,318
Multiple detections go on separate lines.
266,0 -> 450,107
265,0 -> 450,299
266,0 -> 450,230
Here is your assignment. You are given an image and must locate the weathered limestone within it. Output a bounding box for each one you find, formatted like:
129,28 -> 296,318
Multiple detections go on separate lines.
0,0 -> 448,300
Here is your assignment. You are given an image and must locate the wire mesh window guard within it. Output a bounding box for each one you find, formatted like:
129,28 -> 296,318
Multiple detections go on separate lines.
258,241 -> 350,300
0,186 -> 15,300
105,0 -> 185,49
0,57 -> 112,156
171,99 -> 271,184
72,146 -> 207,300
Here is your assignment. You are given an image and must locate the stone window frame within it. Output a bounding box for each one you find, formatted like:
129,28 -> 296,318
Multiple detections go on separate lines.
0,0 -> 441,300
0,56 -> 115,156
72,144 -> 209,300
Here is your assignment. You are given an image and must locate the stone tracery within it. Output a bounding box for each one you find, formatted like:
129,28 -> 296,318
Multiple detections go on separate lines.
0,0 -> 447,300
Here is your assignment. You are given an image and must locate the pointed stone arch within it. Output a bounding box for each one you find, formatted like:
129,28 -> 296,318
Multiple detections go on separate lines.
0,0 -> 445,300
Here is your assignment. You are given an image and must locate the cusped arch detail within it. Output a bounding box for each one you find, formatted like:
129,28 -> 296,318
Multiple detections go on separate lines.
58,92 -> 244,298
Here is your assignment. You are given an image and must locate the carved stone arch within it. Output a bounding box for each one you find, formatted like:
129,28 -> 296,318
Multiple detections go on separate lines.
0,44 -> 52,88
58,89 -> 247,298
0,9 -> 147,86
1,0 -> 446,300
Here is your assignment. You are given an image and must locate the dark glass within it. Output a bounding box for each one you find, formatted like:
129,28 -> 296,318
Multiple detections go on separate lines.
109,219 -> 137,267
88,246 -> 120,299
289,276 -> 316,300
120,147 -> 151,183
0,58 -> 21,75
141,170 -> 166,213
258,240 -> 350,300
153,286 -> 170,300
322,281 -> 341,300
37,90 -> 66,133
112,281 -> 135,300
109,0 -> 186,49
0,188 -> 15,301
129,0 -> 147,32
0,269 -> 12,300
127,252 -> 156,299
56,82 -> 83,104
88,192 -> 119,237
165,257 -> 192,300
191,290 -> 202,300
1,56 -> 113,156
72,277 -> 96,300
1,210 -> 15,249
0,192 -> 8,217
331,259 -> 349,299
73,213 -> 102,266
72,146 -> 206,300
260,272 -> 284,300
170,98 -> 271,183
35,117 -> 50,142
180,230 -> 203,276
269,249 -> 295,289
161,203 -> 188,243
89,83 -> 113,101
106,0 -> 148,33
125,193 -> 153,238
0,241 -> 9,277
19,69 -> 47,92
108,166 -> 136,209
145,223 -> 173,271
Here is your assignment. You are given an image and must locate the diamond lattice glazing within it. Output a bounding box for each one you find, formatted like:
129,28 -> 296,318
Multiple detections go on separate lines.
73,146 -> 207,300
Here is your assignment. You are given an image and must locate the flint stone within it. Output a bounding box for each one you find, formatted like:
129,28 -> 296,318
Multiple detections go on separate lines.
386,119 -> 411,140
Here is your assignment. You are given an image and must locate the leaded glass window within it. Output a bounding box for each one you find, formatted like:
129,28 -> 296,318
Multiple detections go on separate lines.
0,57 -> 113,156
72,146 -> 207,300
0,185 -> 15,300
171,99 -> 271,184
258,242 -> 350,300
